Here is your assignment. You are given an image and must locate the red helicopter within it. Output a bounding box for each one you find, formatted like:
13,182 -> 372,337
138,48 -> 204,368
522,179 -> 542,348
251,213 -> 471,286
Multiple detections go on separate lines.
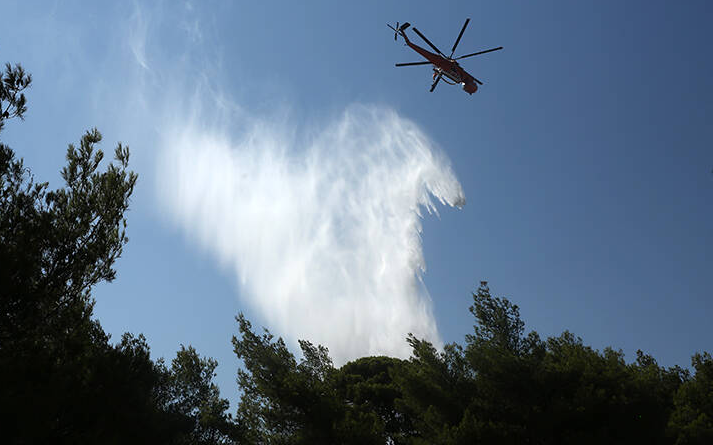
387,19 -> 502,94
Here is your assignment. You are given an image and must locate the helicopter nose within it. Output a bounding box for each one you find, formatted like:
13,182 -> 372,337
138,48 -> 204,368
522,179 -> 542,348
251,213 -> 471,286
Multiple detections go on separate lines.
463,82 -> 478,94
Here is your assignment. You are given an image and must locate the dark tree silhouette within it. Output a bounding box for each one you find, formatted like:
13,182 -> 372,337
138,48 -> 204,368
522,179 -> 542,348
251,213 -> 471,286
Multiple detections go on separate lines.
0,62 -> 234,444
233,283 -> 703,444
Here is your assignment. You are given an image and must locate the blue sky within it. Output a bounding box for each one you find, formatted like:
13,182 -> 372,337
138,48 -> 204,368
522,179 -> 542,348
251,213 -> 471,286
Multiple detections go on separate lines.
2,0 -> 712,407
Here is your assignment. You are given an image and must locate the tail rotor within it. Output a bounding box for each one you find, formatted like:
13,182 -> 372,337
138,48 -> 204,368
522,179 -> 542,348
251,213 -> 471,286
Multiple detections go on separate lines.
387,22 -> 410,41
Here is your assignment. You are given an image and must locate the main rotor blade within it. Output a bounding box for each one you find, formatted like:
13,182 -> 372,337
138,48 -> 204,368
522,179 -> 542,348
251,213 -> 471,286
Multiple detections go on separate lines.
395,61 -> 432,67
412,27 -> 445,56
455,46 -> 503,60
450,18 -> 470,57
430,73 -> 442,92
473,77 -> 483,85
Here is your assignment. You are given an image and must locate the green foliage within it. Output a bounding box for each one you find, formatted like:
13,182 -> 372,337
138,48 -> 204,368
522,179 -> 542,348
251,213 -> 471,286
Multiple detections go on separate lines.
390,282 -> 692,444
0,62 -> 233,444
232,313 -> 346,444
1,63 -> 153,442
0,63 -> 31,133
161,345 -> 238,444
336,355 -> 410,443
229,281 -> 707,444
393,337 -> 476,444
0,126 -> 137,348
232,314 -> 417,444
467,281 -> 525,353
669,352 -> 713,444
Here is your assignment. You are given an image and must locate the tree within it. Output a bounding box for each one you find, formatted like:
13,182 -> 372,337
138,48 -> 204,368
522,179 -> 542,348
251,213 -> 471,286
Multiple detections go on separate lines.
467,281 -> 526,354
232,314 -> 411,444
393,337 -> 478,445
1,62 -> 136,349
232,313 -> 346,444
161,345 -> 238,444
0,63 -> 31,132
669,352 -> 713,444
0,61 -> 188,443
0,62 -> 236,444
392,281 -> 690,444
228,280 -> 708,443
336,355 -> 411,443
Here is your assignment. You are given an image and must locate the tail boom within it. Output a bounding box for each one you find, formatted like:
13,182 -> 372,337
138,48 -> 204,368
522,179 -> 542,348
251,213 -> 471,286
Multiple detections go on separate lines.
387,22 -> 411,42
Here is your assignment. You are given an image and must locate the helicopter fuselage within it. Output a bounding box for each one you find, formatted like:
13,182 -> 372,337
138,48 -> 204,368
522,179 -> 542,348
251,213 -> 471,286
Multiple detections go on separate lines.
401,33 -> 478,94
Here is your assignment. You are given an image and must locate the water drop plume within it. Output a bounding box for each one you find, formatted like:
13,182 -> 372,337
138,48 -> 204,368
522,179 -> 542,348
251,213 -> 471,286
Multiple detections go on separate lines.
158,102 -> 465,364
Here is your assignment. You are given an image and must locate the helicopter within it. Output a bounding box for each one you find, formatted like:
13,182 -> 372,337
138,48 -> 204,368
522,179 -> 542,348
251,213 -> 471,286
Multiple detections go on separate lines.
387,19 -> 502,94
